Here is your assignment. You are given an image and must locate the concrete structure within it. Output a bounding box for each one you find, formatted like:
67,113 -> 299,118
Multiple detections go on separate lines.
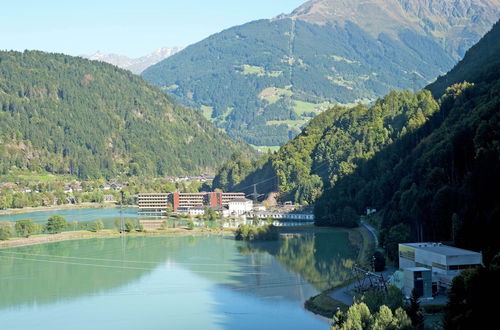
399,242 -> 482,287
137,193 -> 169,215
250,211 -> 314,221
228,198 -> 253,215
403,267 -> 432,299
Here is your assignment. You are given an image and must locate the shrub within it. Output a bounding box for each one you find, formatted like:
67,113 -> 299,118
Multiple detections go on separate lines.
15,219 -> 38,237
0,221 -> 13,240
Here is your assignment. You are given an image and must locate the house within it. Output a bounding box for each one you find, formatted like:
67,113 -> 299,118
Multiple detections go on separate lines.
228,198 -> 253,215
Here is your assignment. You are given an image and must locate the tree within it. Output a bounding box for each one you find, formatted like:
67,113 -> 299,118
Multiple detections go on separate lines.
124,220 -> 135,232
90,220 -> 104,232
15,219 -> 38,237
46,215 -> 68,233
373,251 -> 386,272
332,302 -> 411,330
406,288 -> 424,328
0,221 -> 13,240
187,220 -> 194,230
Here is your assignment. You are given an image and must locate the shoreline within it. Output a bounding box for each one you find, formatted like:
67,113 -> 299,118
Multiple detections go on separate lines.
0,228 -> 236,249
0,203 -> 137,216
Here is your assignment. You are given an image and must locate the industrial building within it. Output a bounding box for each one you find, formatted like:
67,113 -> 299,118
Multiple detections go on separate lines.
228,198 -> 253,215
170,192 -> 245,212
398,242 -> 482,293
136,192 -> 247,214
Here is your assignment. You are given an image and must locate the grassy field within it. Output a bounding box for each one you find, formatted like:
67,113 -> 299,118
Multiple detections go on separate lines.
0,169 -> 77,183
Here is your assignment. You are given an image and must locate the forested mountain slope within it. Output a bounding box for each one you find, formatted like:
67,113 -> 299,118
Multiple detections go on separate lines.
0,50 -> 248,179
315,21 -> 500,261
213,89 -> 439,204
143,0 -> 499,146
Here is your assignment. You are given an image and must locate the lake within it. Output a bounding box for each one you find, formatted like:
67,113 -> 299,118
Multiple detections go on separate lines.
0,207 -> 141,229
0,223 -> 358,329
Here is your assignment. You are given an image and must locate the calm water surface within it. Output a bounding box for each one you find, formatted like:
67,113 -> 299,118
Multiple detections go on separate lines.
0,207 -> 140,228
0,211 -> 357,330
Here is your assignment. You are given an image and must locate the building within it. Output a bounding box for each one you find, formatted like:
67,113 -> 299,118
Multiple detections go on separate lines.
228,198 -> 253,215
403,267 -> 433,299
137,193 -> 169,215
399,242 -> 482,288
170,192 -> 245,212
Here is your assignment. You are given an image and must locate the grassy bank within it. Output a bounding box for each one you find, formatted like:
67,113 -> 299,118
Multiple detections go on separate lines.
0,227 -> 235,249
305,292 -> 349,318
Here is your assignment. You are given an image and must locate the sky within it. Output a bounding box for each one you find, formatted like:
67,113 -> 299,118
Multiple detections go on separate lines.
0,0 -> 306,58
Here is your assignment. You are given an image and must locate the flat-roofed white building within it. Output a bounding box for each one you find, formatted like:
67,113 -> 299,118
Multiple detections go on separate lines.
399,242 -> 482,286
228,198 -> 253,216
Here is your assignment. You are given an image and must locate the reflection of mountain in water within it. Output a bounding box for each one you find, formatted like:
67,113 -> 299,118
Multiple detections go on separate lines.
236,230 -> 357,293
0,230 -> 357,310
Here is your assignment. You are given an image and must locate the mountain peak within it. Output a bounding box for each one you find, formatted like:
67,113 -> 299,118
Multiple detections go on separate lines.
288,0 -> 500,58
82,47 -> 184,74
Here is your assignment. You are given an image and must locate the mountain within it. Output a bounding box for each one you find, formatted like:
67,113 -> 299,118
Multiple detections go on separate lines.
0,50 -> 249,179
315,21 -> 500,261
142,0 -> 500,146
82,47 -> 183,74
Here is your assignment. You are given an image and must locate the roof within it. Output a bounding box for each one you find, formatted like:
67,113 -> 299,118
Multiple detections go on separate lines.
229,198 -> 252,203
401,242 -> 482,256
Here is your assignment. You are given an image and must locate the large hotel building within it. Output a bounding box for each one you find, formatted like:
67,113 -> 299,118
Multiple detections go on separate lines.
137,192 -> 245,214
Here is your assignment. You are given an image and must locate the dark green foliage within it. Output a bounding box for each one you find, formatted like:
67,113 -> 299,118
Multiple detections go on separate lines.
124,220 -> 135,232
89,220 -> 104,232
372,251 -> 385,272
187,220 -> 194,230
46,215 -> 67,233
315,22 -> 500,261
444,253 -> 500,329
214,90 -> 439,207
407,289 -> 424,328
234,224 -> 279,241
15,219 -> 38,237
0,50 -> 249,179
359,286 -> 406,315
0,221 -> 13,240
143,19 -> 454,145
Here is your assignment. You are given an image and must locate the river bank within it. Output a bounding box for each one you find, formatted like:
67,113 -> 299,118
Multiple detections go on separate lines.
304,223 -> 378,317
0,203 -> 132,216
0,227 -> 236,249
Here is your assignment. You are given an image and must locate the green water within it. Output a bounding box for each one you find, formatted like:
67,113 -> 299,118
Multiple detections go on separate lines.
0,207 -> 141,228
0,229 -> 357,329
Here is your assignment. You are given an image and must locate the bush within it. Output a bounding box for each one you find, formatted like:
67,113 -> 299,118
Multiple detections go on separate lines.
46,215 -> 68,233
124,220 -> 135,232
234,224 -> 279,241
90,220 -> 104,232
15,219 -> 38,237
0,221 -> 13,240
187,220 -> 194,230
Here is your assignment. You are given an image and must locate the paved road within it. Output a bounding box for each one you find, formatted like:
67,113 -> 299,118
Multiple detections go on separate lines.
360,220 -> 379,248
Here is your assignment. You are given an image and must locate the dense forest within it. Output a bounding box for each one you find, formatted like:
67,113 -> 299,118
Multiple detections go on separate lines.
213,89 -> 439,204
0,50 -> 249,179
214,21 -> 500,263
315,21 -> 500,262
143,18 -> 455,145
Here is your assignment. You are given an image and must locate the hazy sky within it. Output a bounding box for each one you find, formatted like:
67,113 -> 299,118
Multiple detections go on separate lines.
0,0 -> 306,58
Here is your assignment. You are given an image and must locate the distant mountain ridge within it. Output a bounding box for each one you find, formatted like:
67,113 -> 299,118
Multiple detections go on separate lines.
143,0 -> 499,146
0,50 -> 247,179
83,47 -> 183,74
291,0 -> 500,58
